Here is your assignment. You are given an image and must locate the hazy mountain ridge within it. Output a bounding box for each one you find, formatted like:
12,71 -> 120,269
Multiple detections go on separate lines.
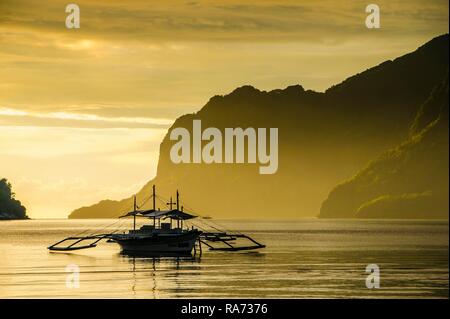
320,75 -> 449,219
69,34 -> 449,219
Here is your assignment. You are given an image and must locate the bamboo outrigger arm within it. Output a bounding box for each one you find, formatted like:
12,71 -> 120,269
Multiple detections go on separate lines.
47,234 -> 113,251
199,232 -> 265,251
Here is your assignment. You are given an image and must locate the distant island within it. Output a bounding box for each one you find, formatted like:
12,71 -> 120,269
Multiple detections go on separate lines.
0,178 -> 28,220
69,34 -> 449,220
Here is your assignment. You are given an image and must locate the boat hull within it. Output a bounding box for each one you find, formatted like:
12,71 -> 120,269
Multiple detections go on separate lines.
112,230 -> 201,254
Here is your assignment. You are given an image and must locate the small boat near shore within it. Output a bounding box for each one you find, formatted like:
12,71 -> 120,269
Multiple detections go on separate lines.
48,186 -> 265,256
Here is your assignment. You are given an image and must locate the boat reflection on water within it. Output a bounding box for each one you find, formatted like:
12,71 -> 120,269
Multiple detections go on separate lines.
118,249 -> 203,297
118,250 -> 201,260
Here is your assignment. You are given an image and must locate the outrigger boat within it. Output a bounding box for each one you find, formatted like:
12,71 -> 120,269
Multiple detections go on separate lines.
48,186 -> 265,256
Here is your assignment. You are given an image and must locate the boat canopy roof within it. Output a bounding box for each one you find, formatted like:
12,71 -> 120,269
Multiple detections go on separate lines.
120,209 -> 197,220
120,209 -> 156,218
152,209 -> 197,220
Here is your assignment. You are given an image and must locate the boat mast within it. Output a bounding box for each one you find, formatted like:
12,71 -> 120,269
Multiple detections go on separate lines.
133,195 -> 137,231
152,185 -> 156,227
152,185 -> 156,210
176,190 -> 180,229
168,196 -> 173,229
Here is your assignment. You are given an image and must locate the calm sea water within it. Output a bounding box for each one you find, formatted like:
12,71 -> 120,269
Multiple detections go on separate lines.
0,219 -> 447,298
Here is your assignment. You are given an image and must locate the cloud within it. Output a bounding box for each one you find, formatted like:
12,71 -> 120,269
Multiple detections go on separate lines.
0,0 -> 447,112
0,106 -> 173,128
1,0 -> 448,43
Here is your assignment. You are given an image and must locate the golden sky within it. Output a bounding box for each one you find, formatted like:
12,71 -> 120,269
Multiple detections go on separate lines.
0,0 -> 448,218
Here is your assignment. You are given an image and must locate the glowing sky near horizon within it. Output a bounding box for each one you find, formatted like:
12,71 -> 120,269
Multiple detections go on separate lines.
0,0 -> 448,218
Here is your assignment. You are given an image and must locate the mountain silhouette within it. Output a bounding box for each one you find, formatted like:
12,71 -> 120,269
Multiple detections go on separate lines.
69,34 -> 449,219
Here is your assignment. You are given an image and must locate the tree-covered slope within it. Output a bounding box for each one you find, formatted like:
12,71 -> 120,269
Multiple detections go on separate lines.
0,178 -> 28,220
320,76 -> 449,219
